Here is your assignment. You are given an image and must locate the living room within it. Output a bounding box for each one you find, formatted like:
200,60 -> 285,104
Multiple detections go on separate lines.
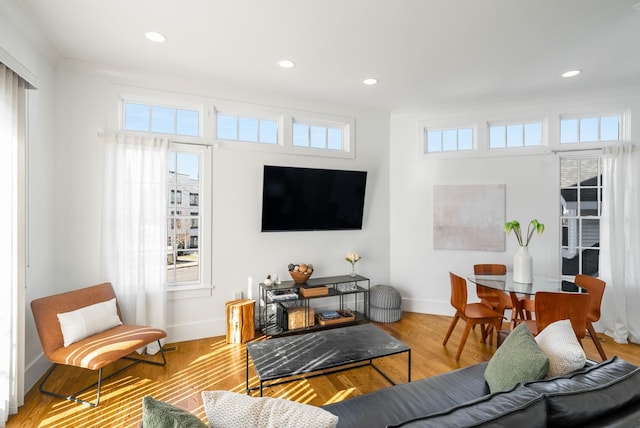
2,1 -> 640,426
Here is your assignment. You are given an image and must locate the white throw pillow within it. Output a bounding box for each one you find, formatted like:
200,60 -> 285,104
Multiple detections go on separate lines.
535,319 -> 586,378
201,391 -> 338,428
57,298 -> 123,347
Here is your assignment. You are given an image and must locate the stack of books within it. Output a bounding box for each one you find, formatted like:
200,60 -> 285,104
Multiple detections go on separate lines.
267,288 -> 298,301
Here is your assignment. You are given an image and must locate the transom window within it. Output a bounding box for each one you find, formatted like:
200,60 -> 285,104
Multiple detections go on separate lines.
560,115 -> 619,144
216,113 -> 278,144
424,127 -> 473,153
124,102 -> 199,136
489,122 -> 542,149
292,120 -> 345,151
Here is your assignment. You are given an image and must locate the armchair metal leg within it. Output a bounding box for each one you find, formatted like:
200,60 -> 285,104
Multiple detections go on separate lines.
38,340 -> 167,407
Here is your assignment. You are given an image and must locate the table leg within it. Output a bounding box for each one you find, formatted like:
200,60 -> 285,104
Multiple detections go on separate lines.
408,349 -> 412,382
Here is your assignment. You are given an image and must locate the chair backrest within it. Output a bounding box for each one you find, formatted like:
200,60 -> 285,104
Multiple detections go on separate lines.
473,264 -> 507,307
449,272 -> 468,313
30,282 -> 122,357
573,274 -> 606,323
473,264 -> 507,275
534,291 -> 590,339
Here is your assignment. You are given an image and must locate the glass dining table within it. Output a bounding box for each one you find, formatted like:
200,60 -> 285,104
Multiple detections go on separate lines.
466,271 -> 578,326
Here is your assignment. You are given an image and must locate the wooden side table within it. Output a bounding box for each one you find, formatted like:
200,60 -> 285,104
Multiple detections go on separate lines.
226,299 -> 255,344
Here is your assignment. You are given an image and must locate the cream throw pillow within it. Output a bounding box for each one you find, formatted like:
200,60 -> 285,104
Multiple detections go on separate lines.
57,298 -> 123,347
201,391 -> 338,428
535,319 -> 586,378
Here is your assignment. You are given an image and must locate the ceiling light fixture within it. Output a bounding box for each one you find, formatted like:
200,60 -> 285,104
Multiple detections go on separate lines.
278,59 -> 296,69
363,78 -> 378,86
145,31 -> 167,43
562,70 -> 582,78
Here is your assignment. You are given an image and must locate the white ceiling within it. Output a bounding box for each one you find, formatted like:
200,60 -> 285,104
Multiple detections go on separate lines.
14,0 -> 640,112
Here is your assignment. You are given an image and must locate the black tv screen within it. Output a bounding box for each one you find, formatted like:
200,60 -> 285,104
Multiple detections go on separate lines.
261,165 -> 367,232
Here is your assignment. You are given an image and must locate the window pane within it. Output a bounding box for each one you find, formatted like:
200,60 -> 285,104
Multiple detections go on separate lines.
217,114 -> 238,140
560,119 -> 578,144
427,130 -> 442,152
310,126 -> 327,148
239,117 -> 259,142
292,123 -> 309,147
124,103 -> 150,131
176,152 -> 199,180
489,125 -> 505,148
327,128 -> 342,150
442,129 -> 457,151
506,124 -> 523,147
458,128 -> 472,150
600,116 -> 619,141
524,123 -> 541,146
152,106 -> 175,134
580,118 -> 598,142
177,109 -> 199,136
259,120 -> 278,144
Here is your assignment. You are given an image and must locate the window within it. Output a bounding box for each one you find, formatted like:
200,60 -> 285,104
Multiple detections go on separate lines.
424,127 -> 473,153
560,156 -> 601,278
124,102 -> 199,136
292,119 -> 345,151
489,122 -> 542,149
216,113 -> 278,144
166,146 -> 211,288
560,115 -> 620,144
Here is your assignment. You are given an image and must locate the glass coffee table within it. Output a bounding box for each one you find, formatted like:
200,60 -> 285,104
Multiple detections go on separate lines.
246,323 -> 411,396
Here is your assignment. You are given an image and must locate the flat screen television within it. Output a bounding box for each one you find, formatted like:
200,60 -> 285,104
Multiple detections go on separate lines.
261,165 -> 367,232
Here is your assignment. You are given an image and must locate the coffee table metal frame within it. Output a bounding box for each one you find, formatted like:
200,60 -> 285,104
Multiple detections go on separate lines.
245,323 -> 411,396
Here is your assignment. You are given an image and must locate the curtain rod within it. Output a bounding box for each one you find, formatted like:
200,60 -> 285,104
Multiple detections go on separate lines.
550,147 -> 602,154
97,131 -> 214,148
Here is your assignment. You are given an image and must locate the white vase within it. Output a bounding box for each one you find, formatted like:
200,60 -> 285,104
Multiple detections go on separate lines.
513,246 -> 533,283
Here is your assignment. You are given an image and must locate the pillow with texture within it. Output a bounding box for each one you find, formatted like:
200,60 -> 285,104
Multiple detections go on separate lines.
535,319 -> 586,378
57,298 -> 123,347
142,396 -> 207,428
201,390 -> 338,428
484,322 -> 549,393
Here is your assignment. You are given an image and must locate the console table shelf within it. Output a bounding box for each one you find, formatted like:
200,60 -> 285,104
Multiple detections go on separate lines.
259,274 -> 370,337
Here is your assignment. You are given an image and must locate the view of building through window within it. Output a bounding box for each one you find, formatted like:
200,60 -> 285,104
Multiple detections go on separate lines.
167,151 -> 200,284
560,156 -> 601,278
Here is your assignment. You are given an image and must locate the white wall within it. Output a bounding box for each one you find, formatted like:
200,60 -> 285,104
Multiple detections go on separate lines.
390,92 -> 640,316
1,2 -> 58,392
53,61 -> 391,343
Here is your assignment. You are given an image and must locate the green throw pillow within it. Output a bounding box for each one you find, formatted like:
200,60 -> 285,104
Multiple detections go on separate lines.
142,396 -> 207,428
484,323 -> 549,393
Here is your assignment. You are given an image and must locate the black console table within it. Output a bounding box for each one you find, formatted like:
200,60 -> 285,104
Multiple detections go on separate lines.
258,274 -> 370,337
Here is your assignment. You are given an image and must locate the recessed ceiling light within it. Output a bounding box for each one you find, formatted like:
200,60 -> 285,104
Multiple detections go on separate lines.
145,31 -> 167,43
562,70 -> 581,78
278,59 -> 296,69
363,78 -> 378,86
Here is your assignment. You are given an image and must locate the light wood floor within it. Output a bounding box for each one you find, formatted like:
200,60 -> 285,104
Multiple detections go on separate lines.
9,312 -> 640,427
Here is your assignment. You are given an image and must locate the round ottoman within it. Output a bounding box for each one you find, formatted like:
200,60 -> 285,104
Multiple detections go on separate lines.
370,284 -> 402,323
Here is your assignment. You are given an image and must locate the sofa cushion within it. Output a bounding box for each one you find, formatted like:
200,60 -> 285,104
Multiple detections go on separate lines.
386,384 -> 547,428
201,390 -> 338,428
323,362 -> 490,428
525,356 -> 640,427
142,396 -> 207,428
534,319 -> 586,378
484,322 -> 549,393
56,297 -> 122,347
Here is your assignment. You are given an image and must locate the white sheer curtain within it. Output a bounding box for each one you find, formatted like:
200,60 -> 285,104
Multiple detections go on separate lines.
0,64 -> 26,425
102,134 -> 169,354
599,143 -> 640,344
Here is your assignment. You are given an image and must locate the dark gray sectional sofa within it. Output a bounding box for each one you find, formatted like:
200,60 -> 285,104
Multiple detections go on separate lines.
323,356 -> 640,428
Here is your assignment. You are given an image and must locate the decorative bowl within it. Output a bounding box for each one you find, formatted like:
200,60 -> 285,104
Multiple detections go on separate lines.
289,270 -> 313,284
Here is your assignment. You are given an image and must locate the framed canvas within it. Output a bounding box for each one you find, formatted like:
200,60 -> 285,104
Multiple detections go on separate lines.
433,184 -> 505,251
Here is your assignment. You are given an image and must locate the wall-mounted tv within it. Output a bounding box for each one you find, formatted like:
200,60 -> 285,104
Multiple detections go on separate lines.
261,165 -> 367,232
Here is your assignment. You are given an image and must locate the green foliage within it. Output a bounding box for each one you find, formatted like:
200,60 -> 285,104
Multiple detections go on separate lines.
504,219 -> 544,247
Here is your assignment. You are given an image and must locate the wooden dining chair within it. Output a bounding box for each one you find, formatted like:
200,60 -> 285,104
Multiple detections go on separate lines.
473,264 -> 512,320
443,272 -> 503,360
523,291 -> 590,344
574,274 -> 607,360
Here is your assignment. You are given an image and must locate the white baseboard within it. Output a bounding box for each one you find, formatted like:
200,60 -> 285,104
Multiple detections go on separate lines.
401,298 -> 453,316
24,353 -> 51,393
